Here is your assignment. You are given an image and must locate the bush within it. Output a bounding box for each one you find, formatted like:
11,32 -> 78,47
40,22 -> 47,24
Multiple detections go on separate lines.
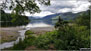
34,31 -> 57,49
54,25 -> 90,50
12,38 -> 26,50
25,30 -> 34,35
24,35 -> 36,47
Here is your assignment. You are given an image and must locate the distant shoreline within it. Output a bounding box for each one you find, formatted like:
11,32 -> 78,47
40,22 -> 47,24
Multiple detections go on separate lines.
28,26 -> 55,35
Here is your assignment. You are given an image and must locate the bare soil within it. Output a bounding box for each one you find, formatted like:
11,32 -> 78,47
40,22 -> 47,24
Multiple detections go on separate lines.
0,27 -> 23,43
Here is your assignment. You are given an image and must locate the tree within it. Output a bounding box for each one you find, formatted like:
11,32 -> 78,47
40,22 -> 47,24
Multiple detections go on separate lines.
1,0 -> 50,15
55,16 -> 68,30
75,10 -> 90,29
54,15 -> 90,50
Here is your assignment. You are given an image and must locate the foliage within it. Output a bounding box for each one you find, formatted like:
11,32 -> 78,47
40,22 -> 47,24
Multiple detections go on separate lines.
1,10 -> 29,27
12,10 -> 90,50
75,10 -> 90,28
1,10 -> 12,21
1,0 -> 50,15
54,15 -> 90,50
23,35 -> 36,47
55,16 -> 69,30
25,30 -> 34,35
54,25 -> 90,50
12,38 -> 26,50
34,30 -> 57,49
12,31 -> 36,50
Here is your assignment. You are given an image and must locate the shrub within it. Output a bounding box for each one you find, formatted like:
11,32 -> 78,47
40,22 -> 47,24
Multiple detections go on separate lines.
12,38 -> 26,50
54,25 -> 90,50
34,31 -> 57,49
25,30 -> 34,35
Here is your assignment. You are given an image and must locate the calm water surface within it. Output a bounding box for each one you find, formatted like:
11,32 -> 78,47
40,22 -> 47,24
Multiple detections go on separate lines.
0,20 -> 56,49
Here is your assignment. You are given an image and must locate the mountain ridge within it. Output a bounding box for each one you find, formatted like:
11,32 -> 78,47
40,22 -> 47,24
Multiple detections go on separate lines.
28,10 -> 89,20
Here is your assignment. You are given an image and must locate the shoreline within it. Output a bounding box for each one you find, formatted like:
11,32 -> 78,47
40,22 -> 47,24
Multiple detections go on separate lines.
29,26 -> 55,35
0,26 -> 55,49
0,27 -> 24,44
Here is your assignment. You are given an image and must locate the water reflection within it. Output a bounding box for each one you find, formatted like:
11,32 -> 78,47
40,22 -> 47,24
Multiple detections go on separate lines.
26,22 -> 53,28
1,19 -> 57,27
0,20 -> 56,49
1,22 -> 28,27
26,20 -> 56,28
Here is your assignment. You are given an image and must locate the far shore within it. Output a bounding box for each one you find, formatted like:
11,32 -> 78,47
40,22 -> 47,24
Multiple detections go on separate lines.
29,27 -> 55,35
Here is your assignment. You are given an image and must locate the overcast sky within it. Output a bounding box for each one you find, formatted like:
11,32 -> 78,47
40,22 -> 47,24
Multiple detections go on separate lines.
3,0 -> 91,17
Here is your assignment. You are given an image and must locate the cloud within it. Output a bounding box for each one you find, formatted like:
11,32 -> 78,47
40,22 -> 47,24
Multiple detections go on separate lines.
2,0 -> 91,17
57,0 -> 91,13
72,1 -> 91,13
26,0 -> 91,17
32,11 -> 54,17
26,11 -> 54,18
58,8 -> 72,13
38,0 -> 90,13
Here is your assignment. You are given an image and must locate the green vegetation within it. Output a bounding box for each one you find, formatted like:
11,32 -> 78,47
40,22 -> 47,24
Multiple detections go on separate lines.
34,30 -> 57,49
25,30 -> 34,35
1,10 -> 29,27
1,0 -> 50,27
11,10 -> 90,50
1,10 -> 12,22
12,31 -> 36,50
1,0 -> 50,15
75,10 -> 90,28
12,38 -> 26,50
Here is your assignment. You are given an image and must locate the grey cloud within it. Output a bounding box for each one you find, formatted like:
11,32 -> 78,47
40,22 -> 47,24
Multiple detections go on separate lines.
38,0 -> 90,13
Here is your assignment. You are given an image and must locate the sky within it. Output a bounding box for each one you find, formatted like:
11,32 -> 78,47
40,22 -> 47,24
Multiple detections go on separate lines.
2,0 -> 91,18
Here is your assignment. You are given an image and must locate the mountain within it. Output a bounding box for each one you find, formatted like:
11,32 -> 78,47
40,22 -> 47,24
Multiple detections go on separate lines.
28,16 -> 42,20
41,12 -> 80,21
28,10 -> 89,21
29,12 -> 79,21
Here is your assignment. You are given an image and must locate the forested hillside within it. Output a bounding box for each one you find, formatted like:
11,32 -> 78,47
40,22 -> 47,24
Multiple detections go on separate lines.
1,10 -> 30,27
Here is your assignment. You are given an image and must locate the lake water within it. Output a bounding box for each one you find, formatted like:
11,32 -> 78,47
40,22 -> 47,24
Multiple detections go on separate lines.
26,20 -> 55,28
0,20 -> 56,49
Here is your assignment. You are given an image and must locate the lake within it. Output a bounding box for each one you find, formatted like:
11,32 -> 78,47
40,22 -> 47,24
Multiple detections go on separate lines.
0,19 -> 56,49
26,20 -> 56,28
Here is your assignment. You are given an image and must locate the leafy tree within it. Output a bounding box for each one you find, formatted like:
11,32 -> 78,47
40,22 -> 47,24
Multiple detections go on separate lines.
1,10 -> 12,21
1,10 -> 29,27
54,11 -> 90,50
1,0 -> 51,26
1,0 -> 50,15
55,16 -> 68,31
75,10 -> 90,29
54,25 -> 90,50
